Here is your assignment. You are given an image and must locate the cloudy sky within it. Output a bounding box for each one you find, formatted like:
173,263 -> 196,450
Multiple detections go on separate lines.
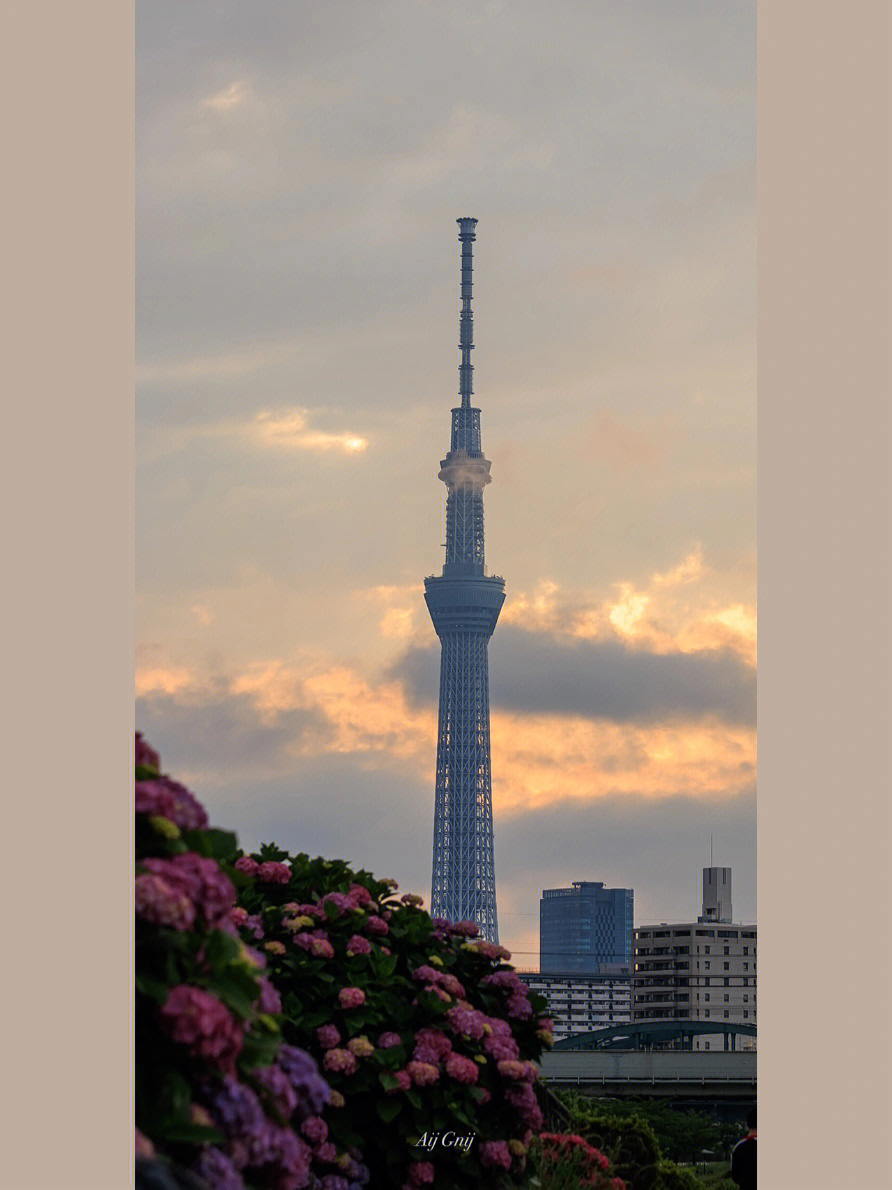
137,0 -> 755,966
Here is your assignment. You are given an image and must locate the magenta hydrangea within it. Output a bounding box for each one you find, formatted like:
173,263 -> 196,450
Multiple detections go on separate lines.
317,1024 -> 341,1049
479,1140 -> 512,1170
134,872 -> 195,931
135,732 -> 161,771
160,985 -> 243,1074
364,915 -> 389,935
234,856 -> 260,876
412,1027 -> 452,1065
257,860 -> 292,884
408,1161 -> 435,1185
445,1003 -> 487,1040
135,776 -> 208,831
301,1116 -> 328,1145
447,920 -> 479,938
254,1063 -> 298,1120
337,987 -> 365,1009
140,852 -> 235,930
377,1032 -> 402,1049
345,934 -> 371,956
385,1069 -> 412,1095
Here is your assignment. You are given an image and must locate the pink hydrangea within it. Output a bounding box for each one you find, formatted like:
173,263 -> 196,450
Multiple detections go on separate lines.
230,906 -> 248,926
378,1032 -> 402,1049
445,1004 -> 487,1040
234,856 -> 260,876
338,987 -> 365,1009
439,973 -> 465,998
257,860 -> 291,884
497,1059 -> 533,1081
322,1048 -> 357,1075
294,931 -> 335,959
255,977 -> 282,1015
135,777 -> 208,831
140,853 -> 235,930
412,1027 -> 452,1064
346,934 -> 371,956
385,1069 -> 412,1094
134,873 -> 195,931
408,1161 -> 435,1185
300,1116 -> 328,1144
506,994 -> 534,1020
444,1053 -> 479,1085
406,1060 -> 439,1086
480,1141 -> 512,1170
505,1083 -> 543,1129
314,1141 -> 338,1164
159,985 -> 243,1074
447,920 -> 479,938
364,915 -> 389,935
317,1025 -> 341,1049
134,1129 -> 155,1159
135,732 -> 161,771
401,893 -> 424,906
464,939 -> 512,961
483,970 -> 524,990
348,883 -> 373,906
483,1032 -> 520,1062
411,965 -> 441,984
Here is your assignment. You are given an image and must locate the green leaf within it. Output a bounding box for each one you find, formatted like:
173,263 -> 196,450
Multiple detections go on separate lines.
203,928 -> 240,969
135,764 -> 159,781
379,1072 -> 402,1092
406,1089 -> 422,1110
180,828 -> 239,861
211,967 -> 261,1018
135,973 -> 170,1003
377,1098 -> 402,1124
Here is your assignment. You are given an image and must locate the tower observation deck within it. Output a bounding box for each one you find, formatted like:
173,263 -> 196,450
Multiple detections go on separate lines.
425,218 -> 504,942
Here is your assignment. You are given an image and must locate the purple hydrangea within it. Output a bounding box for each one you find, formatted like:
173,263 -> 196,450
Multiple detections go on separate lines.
193,1146 -> 245,1190
276,1044 -> 332,1119
412,1028 -> 452,1065
254,1063 -> 298,1120
316,1025 -> 341,1049
206,1077 -> 275,1166
301,1116 -> 328,1144
377,1032 -> 402,1049
364,915 -> 389,935
345,934 -> 371,956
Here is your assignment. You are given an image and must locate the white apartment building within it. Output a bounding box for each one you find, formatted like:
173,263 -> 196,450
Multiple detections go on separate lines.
633,868 -> 756,1051
518,971 -> 632,1043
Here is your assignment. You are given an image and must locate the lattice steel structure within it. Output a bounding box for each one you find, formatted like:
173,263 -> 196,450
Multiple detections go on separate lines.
425,218 -> 505,942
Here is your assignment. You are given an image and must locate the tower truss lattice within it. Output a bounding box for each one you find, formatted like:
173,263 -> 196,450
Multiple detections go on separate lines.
425,218 -> 504,942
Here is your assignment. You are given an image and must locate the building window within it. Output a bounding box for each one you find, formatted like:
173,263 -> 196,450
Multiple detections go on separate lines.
743,995 -> 748,1002
724,946 -> 730,955
724,962 -> 730,971
705,961 -> 710,970
724,994 -> 730,1002
704,1009 -> 710,1018
705,994 -> 710,1002
724,977 -> 729,987
743,946 -> 749,956
724,1010 -> 730,1018
744,1011 -> 749,1019
704,946 -> 710,954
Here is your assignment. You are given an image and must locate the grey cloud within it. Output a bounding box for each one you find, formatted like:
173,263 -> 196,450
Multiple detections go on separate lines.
392,625 -> 756,726
137,686 -> 327,774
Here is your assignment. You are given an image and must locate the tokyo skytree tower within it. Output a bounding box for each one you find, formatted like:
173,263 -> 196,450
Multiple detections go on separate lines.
424,218 -> 505,942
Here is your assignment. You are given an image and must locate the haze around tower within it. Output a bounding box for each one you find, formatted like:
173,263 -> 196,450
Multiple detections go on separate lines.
137,0 -> 756,966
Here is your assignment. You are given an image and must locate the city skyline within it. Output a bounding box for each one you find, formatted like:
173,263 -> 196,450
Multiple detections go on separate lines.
136,1 -> 756,966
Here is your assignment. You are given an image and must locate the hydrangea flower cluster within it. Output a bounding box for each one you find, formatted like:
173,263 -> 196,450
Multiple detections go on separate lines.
134,736 -> 366,1190
234,845 -> 554,1188
531,1132 -> 625,1190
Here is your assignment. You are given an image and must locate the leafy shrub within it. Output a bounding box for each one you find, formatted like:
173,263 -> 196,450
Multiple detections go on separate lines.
234,841 -> 554,1189
134,736 -> 367,1189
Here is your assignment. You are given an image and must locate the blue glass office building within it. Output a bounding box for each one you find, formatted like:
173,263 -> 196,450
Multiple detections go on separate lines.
540,881 -> 634,974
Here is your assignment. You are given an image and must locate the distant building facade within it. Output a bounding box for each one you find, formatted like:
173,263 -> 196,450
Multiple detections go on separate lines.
539,881 -> 634,974
518,972 -> 632,1044
633,868 -> 756,1051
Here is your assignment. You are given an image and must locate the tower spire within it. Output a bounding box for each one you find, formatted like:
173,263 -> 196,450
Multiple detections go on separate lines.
457,217 -> 477,409
424,219 -> 505,942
